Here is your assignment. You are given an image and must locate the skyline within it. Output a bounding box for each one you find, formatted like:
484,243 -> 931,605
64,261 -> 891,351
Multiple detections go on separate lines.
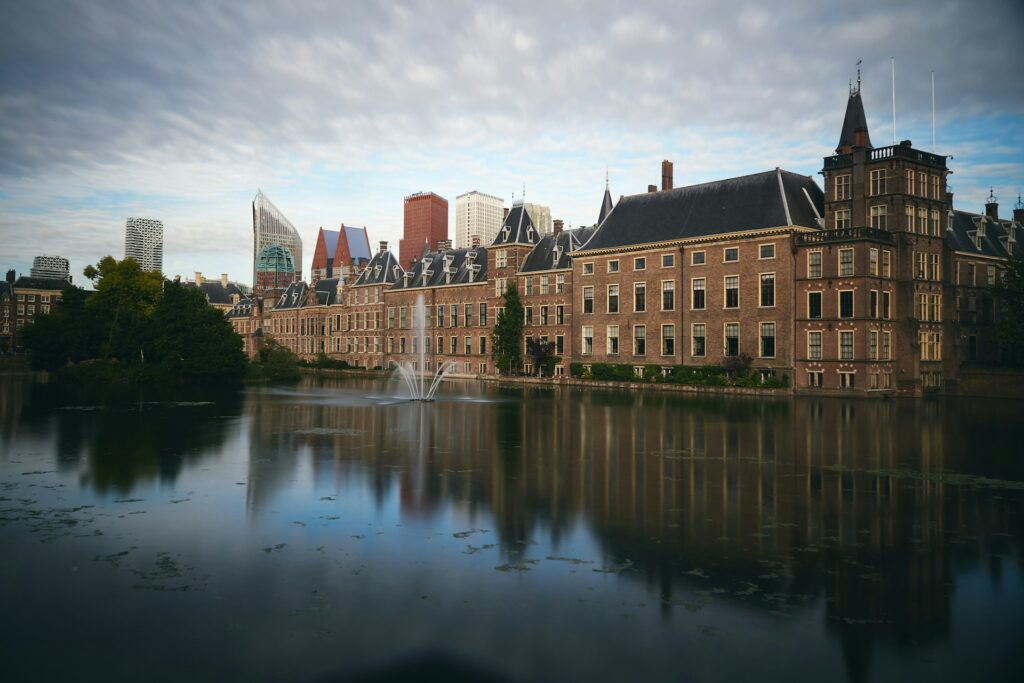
1,0 -> 1022,287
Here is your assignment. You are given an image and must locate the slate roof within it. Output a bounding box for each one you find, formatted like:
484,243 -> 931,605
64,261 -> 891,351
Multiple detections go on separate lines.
311,278 -> 341,305
12,276 -> 69,291
275,281 -> 309,309
578,169 -> 824,253
354,250 -> 404,287
0,281 -> 12,301
491,204 -> 540,247
191,280 -> 245,306
521,227 -> 597,273
322,229 -> 341,257
598,187 -> 614,226
390,246 -> 488,290
226,297 -> 255,319
344,226 -> 372,262
945,209 -> 1018,259
836,90 -> 872,153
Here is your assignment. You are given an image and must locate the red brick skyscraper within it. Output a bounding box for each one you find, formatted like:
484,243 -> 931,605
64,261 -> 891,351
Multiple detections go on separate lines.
399,192 -> 448,268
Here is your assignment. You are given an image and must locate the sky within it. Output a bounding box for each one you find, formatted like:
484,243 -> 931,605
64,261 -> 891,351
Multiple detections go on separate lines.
1,0 -> 1022,288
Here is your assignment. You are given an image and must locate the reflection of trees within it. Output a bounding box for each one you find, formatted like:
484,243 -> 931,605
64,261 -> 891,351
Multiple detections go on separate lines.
10,379 -> 240,494
247,378 -> 1024,682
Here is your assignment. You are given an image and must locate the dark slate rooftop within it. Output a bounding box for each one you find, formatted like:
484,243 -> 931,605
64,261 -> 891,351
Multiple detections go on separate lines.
521,227 -> 597,273
275,281 -> 309,309
354,250 -> 404,287
322,229 -> 340,258
226,297 -> 255,319
191,280 -> 245,306
598,186 -> 614,226
0,281 -> 12,300
312,278 -> 341,306
836,90 -> 872,153
13,276 -> 69,290
491,204 -> 540,247
579,169 -> 824,253
945,209 -> 1018,259
390,246 -> 488,290
344,226 -> 372,262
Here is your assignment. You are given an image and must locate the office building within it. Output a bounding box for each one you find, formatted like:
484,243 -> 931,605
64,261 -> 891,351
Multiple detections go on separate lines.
125,217 -> 164,273
455,191 -> 505,248
253,190 -> 302,291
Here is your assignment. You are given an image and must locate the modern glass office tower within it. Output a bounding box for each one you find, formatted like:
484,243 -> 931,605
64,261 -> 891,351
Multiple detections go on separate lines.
252,190 -> 302,291
30,255 -> 71,281
124,217 -> 164,273
455,190 -> 504,249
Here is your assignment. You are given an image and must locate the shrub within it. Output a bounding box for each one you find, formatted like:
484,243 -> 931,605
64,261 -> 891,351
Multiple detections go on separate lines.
643,365 -> 663,383
569,362 -> 586,378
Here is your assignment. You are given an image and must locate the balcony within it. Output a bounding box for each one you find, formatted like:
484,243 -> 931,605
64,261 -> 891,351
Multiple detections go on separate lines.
823,145 -> 947,170
795,227 -> 896,246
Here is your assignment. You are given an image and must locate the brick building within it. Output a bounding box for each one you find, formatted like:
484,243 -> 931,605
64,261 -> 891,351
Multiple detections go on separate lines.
310,225 -> 372,284
399,192 -> 448,270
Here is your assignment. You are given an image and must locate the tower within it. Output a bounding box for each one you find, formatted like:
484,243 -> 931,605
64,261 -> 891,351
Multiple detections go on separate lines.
124,217 -> 164,273
400,192 -> 448,268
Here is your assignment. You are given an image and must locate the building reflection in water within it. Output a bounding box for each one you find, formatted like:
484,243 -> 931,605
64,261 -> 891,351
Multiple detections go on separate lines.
245,378 -> 1023,681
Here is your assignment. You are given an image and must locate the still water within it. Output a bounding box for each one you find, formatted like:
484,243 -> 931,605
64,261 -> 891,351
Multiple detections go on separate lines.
1,373 -> 1022,682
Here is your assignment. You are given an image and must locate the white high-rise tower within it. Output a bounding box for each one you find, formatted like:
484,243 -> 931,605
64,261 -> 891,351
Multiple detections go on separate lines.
124,217 -> 164,273
455,191 -> 505,248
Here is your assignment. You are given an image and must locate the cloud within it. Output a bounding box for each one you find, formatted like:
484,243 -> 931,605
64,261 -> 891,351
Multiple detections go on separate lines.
0,0 -> 1021,284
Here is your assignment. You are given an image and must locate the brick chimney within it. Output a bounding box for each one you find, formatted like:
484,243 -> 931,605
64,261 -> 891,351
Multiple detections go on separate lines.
648,184 -> 657,193
661,160 -> 673,191
553,219 -> 564,235
5,269 -> 14,284
985,189 -> 999,220
437,239 -> 452,251
194,272 -> 203,286
379,240 -> 388,253
503,207 -> 510,221
220,273 -> 228,288
1013,195 -> 1024,224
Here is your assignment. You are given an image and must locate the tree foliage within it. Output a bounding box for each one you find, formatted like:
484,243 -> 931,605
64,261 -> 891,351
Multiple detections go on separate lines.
525,336 -> 556,377
20,256 -> 246,381
492,282 -> 524,375
992,250 -> 1024,366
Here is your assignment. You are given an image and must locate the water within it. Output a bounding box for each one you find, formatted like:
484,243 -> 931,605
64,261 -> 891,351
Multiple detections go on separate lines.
1,373 -> 1022,682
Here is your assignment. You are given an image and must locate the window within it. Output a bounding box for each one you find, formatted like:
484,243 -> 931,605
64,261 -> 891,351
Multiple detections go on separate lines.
480,336 -> 488,354
634,283 -> 646,312
555,335 -> 563,355
400,337 -> 407,353
583,262 -> 594,275
987,266 -> 996,287
450,336 -> 457,354
607,285 -> 619,313
662,281 -> 675,311
808,291 -> 822,319
918,171 -> 927,196
917,208 -> 927,233
525,307 -> 533,326
524,277 -> 533,295
662,254 -> 675,267
540,306 -> 549,326
839,372 -> 855,388
808,331 -> 822,360
840,331 -> 854,360
465,336 -> 472,354
808,371 -> 823,387
839,290 -> 854,318
869,290 -> 878,318
691,278 -> 706,309
870,205 -> 887,230
906,205 -> 916,232
582,327 -> 593,355
967,263 -> 976,286
759,244 -> 775,259
662,324 -> 675,356
930,210 -> 940,236
691,251 -> 706,266
808,251 -> 822,278
835,174 -> 851,200
494,277 -> 507,297
607,260 -> 619,273
556,274 -> 565,293
869,248 -> 878,276
905,168 -> 915,195
724,247 -> 739,262
882,331 -> 891,360
451,304 -> 458,327
869,330 -> 879,360
540,276 -> 549,295
465,304 -> 473,326
692,324 -> 706,357
479,303 -> 488,326
931,175 -> 940,200
724,276 -> 739,308
633,325 -> 646,355
839,248 -> 854,276
556,305 -> 564,325
496,250 -> 507,268
724,323 -> 740,356
760,323 -> 776,358
607,325 -> 619,355
634,257 -> 646,270
583,287 -> 594,314
760,273 -> 775,307
835,209 -> 851,230
870,168 -> 887,195
882,291 -> 891,320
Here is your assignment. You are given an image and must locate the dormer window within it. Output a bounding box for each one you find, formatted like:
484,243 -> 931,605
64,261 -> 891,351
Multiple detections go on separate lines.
502,227 -> 510,241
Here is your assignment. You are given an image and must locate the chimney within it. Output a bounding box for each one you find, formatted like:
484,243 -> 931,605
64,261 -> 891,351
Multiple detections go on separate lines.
471,235 -> 481,248
503,207 -> 510,221
648,184 -> 657,193
194,272 -> 203,286
379,240 -> 388,253
5,269 -> 14,284
1013,195 -> 1024,224
661,160 -> 673,191
553,219 -> 564,236
985,189 -> 999,220
437,239 -> 452,251
221,273 -> 228,288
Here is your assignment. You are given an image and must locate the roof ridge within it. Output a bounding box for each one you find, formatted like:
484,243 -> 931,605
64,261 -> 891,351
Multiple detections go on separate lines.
619,169 -> 783,201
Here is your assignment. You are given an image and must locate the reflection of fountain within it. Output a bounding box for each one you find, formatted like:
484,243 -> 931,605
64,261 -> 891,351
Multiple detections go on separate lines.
393,293 -> 452,402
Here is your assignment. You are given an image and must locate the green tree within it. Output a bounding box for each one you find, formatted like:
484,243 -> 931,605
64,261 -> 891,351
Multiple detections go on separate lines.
19,285 -> 98,371
492,282 -> 524,375
525,336 -> 556,377
992,250 -> 1024,366
83,256 -> 163,362
150,281 -> 246,379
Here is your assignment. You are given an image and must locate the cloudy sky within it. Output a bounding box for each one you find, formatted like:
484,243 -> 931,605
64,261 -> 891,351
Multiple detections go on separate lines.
1,0 -> 1022,286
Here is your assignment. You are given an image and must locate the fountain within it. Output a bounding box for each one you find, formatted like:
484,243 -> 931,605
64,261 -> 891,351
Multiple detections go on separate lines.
392,293 -> 453,401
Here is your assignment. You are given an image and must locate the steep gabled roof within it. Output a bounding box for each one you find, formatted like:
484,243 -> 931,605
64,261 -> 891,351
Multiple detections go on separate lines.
390,246 -> 488,290
313,278 -> 340,305
344,226 -> 372,262
578,169 -> 824,253
521,227 -> 598,273
275,281 -> 309,309
836,90 -> 872,153
354,250 -> 403,286
491,204 -> 540,247
945,210 -> 1017,259
321,229 -> 341,257
598,187 -> 614,226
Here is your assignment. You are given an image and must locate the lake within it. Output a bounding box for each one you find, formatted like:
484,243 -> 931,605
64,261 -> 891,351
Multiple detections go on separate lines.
1,373 -> 1022,682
